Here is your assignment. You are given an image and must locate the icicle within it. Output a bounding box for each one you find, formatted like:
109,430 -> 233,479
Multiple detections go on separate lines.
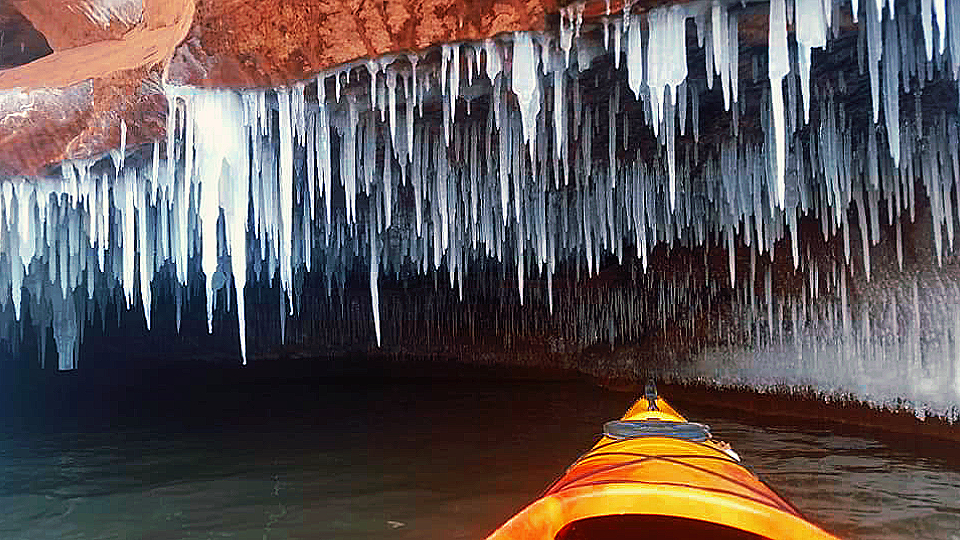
627,9 -> 644,99
765,266 -> 773,341
560,8 -> 574,67
729,13 -> 739,106
178,92 -> 193,286
405,70 -> 415,163
921,0 -> 935,61
678,81 -> 688,136
335,69 -> 343,102
866,0 -> 882,124
137,167 -> 152,330
512,32 -> 541,165
609,88 -> 617,189
293,83 -> 307,145
854,183 -> 871,281
712,1 -> 731,110
277,88 -> 294,316
553,57 -> 566,170
364,115 -> 376,194
408,54 -> 420,115
377,69 -> 387,123
692,85 -> 700,143
118,119 -> 127,172
387,68 -> 399,152
646,5 -> 688,150
449,44 -> 460,126
344,95 -> 359,224
367,60 -> 380,113
612,18 -> 622,70
384,132 -> 393,229
370,211 -> 381,346
665,90 -> 677,211
882,14 -> 901,166
317,77 -> 332,226
484,39 -> 502,85
647,8 -> 666,136
795,0 -> 826,125
896,215 -> 903,271
768,0 -> 790,208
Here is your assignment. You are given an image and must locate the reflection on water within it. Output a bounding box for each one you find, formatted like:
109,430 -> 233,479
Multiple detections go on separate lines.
0,379 -> 957,540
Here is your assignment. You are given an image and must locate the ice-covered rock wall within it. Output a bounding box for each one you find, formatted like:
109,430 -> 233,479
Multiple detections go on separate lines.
2,0 -> 960,418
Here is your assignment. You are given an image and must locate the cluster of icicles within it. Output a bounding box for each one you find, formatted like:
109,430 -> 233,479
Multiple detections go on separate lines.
694,255 -> 960,419
1,0 -> 960,373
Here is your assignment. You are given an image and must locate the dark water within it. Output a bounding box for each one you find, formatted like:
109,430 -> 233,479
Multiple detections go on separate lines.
1,377 -> 958,540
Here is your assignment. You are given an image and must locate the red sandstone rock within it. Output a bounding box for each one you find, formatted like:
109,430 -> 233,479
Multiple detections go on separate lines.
7,0 -> 732,175
10,0 -> 143,51
168,0 -> 557,88
0,0 -> 850,176
1,0 -> 569,175
0,0 -> 194,176
0,3 -> 52,69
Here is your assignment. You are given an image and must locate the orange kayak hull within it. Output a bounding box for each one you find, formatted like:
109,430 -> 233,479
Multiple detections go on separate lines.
486,392 -> 842,540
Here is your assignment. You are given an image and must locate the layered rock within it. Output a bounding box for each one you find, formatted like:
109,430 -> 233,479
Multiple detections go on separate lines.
0,0 -> 827,176
0,0 -> 569,176
0,0 -> 192,176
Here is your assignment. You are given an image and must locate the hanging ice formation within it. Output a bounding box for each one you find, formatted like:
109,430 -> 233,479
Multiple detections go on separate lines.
2,0 -> 960,415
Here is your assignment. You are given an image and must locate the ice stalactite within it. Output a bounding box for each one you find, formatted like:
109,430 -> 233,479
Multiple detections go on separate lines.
795,0 -> 827,125
512,33 -> 541,166
645,4 -> 689,210
2,0 -> 960,416
767,0 -> 789,208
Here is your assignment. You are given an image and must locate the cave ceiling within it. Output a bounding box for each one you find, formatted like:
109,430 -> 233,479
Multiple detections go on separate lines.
2,0 -> 960,421
0,0 -> 840,178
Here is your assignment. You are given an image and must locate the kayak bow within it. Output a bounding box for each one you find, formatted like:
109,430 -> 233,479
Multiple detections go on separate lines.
486,383 -> 841,540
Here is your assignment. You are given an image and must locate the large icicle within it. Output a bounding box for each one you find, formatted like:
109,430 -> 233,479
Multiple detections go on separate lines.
712,1 -> 731,110
768,0 -> 790,208
626,9 -> 644,99
277,88 -> 295,315
512,33 -> 541,165
193,90 -> 224,334
795,0 -> 827,125
882,12 -> 901,166
646,5 -> 689,210
221,92 -> 251,364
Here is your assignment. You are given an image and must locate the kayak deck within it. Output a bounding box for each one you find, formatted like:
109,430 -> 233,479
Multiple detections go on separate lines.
486,386 -> 841,540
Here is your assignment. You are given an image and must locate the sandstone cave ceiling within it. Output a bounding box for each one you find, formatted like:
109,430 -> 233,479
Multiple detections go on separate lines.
1,0 -> 960,420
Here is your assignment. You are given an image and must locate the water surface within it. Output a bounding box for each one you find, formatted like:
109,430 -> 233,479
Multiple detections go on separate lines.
0,378 -> 957,539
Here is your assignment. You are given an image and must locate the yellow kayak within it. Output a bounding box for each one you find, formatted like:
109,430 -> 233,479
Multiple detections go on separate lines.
486,383 -> 842,540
